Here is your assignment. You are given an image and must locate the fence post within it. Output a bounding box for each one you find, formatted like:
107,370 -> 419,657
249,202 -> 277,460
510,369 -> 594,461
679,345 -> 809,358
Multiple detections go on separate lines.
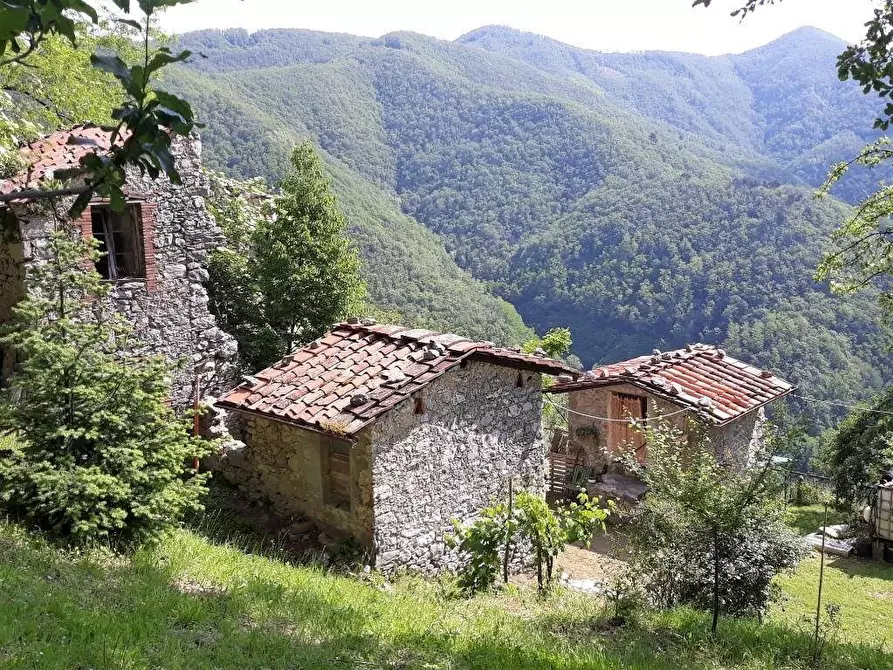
502,476 -> 514,584
812,502 -> 828,666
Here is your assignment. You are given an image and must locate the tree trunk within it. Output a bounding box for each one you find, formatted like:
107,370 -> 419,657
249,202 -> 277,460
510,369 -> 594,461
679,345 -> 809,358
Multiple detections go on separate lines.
536,548 -> 544,592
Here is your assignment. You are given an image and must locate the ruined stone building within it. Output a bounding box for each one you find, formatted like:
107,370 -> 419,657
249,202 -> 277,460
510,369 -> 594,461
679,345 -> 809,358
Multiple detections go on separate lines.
216,320 -> 575,573
0,125 -> 237,405
546,344 -> 794,499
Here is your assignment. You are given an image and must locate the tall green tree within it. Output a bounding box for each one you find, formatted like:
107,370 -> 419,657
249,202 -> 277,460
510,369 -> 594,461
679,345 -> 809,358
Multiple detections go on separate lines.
0,216 -> 211,544
822,388 -> 893,505
208,143 -> 366,372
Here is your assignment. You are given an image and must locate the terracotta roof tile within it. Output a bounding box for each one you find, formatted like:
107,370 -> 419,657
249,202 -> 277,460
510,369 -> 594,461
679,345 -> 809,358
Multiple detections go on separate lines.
546,344 -> 793,425
218,321 -> 577,435
0,124 -> 124,196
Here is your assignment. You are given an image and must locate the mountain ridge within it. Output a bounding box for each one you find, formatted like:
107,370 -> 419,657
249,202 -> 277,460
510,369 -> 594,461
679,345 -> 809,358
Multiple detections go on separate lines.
169,24 -> 891,429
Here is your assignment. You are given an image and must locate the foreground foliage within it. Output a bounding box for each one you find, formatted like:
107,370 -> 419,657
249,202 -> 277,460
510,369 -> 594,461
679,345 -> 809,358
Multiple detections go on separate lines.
0,0 -> 201,215
0,225 -> 210,544
0,519 -> 891,669
627,422 -> 807,632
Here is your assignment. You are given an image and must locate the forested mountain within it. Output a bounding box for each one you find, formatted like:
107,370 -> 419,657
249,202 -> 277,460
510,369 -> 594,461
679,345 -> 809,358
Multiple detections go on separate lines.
169,26 -> 891,429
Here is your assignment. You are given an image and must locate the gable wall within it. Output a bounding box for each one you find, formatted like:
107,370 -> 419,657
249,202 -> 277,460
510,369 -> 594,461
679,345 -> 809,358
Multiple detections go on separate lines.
6,135 -> 237,405
366,360 -> 545,574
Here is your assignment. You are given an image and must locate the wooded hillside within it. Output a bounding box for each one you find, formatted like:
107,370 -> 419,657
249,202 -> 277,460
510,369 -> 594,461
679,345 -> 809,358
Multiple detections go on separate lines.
168,26 -> 890,429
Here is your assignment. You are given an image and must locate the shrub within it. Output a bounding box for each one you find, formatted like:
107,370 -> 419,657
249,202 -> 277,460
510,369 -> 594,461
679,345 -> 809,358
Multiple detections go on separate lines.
448,488 -> 610,595
446,498 -> 514,595
0,226 -> 212,545
626,420 -> 808,633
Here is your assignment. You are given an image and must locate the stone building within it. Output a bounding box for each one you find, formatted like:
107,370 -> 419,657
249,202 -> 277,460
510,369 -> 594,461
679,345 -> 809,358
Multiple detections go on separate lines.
0,125 -> 238,405
546,344 -> 794,493
216,320 -> 575,573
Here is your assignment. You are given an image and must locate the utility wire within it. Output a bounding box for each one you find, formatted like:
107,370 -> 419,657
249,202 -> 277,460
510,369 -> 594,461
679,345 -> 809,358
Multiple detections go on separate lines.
547,392 -> 893,423
789,393 -> 893,417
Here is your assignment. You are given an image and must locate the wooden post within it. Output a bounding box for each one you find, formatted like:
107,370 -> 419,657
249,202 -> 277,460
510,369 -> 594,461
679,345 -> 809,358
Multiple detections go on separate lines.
812,502 -> 829,666
502,477 -> 513,584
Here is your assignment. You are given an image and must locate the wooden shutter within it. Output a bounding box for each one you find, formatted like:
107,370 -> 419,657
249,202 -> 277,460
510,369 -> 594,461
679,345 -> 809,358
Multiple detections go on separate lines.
324,438 -> 351,509
609,393 -> 647,462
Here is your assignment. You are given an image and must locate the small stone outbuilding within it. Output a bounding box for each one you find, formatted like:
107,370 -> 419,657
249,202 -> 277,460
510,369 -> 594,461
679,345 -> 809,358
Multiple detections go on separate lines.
216,321 -> 575,573
0,125 -> 238,405
546,344 -> 794,490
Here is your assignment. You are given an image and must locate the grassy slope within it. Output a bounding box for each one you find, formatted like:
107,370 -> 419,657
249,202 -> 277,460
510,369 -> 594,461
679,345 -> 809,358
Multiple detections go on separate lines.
2,519 -> 892,670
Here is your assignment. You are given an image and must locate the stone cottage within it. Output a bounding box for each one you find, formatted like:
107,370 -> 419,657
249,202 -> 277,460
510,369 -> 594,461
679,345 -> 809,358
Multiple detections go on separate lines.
0,124 -> 238,405
546,344 -> 794,489
215,320 -> 576,573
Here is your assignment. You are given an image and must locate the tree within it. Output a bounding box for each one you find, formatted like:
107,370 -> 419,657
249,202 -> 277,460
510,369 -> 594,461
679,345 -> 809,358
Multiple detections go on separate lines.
0,1 -> 202,215
821,387 -> 893,506
0,214 -> 211,544
522,327 -> 572,360
626,420 -> 806,635
207,144 -> 366,372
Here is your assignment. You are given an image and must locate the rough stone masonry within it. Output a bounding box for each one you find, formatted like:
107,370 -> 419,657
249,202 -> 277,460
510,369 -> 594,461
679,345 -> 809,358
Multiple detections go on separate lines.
0,132 -> 238,405
365,361 -> 545,574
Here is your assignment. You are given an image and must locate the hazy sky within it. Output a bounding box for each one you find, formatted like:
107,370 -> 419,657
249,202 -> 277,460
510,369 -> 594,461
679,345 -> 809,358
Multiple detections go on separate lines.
159,0 -> 877,55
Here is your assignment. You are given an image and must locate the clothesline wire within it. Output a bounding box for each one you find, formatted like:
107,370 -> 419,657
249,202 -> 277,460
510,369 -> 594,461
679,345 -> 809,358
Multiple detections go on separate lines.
543,395 -> 693,423
545,392 -> 893,423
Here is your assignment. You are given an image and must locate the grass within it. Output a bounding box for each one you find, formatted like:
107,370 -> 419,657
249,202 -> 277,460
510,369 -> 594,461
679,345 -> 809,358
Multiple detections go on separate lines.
773,554 -> 893,648
784,504 -> 851,537
2,519 -> 893,670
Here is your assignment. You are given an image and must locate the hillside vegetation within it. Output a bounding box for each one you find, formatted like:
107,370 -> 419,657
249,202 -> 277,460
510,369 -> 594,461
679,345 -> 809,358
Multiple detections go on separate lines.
2,519 -> 892,670
169,26 -> 892,428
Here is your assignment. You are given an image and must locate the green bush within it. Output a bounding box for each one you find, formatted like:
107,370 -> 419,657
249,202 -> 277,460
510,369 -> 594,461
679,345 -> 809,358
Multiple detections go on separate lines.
0,227 -> 212,545
448,488 -> 610,595
627,421 -> 808,632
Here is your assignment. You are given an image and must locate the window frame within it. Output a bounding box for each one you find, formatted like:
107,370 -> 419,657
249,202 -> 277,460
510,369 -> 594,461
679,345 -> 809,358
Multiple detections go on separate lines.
90,203 -> 147,281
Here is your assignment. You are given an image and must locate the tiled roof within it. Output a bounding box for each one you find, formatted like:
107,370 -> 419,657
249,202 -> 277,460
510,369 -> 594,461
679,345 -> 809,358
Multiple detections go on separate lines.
217,321 -> 577,436
546,344 -> 794,425
0,124 -> 115,196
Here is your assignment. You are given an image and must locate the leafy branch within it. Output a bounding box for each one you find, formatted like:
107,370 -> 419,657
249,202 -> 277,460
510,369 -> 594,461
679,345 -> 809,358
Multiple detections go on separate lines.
0,0 -> 202,215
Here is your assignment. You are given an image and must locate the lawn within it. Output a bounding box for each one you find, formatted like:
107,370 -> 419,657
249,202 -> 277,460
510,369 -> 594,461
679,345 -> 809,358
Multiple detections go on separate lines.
2,519 -> 893,670
784,504 -> 851,537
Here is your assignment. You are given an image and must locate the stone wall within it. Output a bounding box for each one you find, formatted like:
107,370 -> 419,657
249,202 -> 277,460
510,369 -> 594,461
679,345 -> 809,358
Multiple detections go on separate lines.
218,415 -> 374,543
708,408 -> 765,471
565,384 -> 765,473
366,361 -> 545,574
3,134 -> 237,405
565,383 -> 687,472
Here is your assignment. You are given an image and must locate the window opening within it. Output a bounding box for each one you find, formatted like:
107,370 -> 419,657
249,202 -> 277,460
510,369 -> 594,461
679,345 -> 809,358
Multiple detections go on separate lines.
90,205 -> 146,280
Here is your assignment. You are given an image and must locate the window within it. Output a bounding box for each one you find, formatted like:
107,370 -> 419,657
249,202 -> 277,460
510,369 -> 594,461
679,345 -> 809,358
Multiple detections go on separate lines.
90,205 -> 146,280
323,438 -> 351,510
